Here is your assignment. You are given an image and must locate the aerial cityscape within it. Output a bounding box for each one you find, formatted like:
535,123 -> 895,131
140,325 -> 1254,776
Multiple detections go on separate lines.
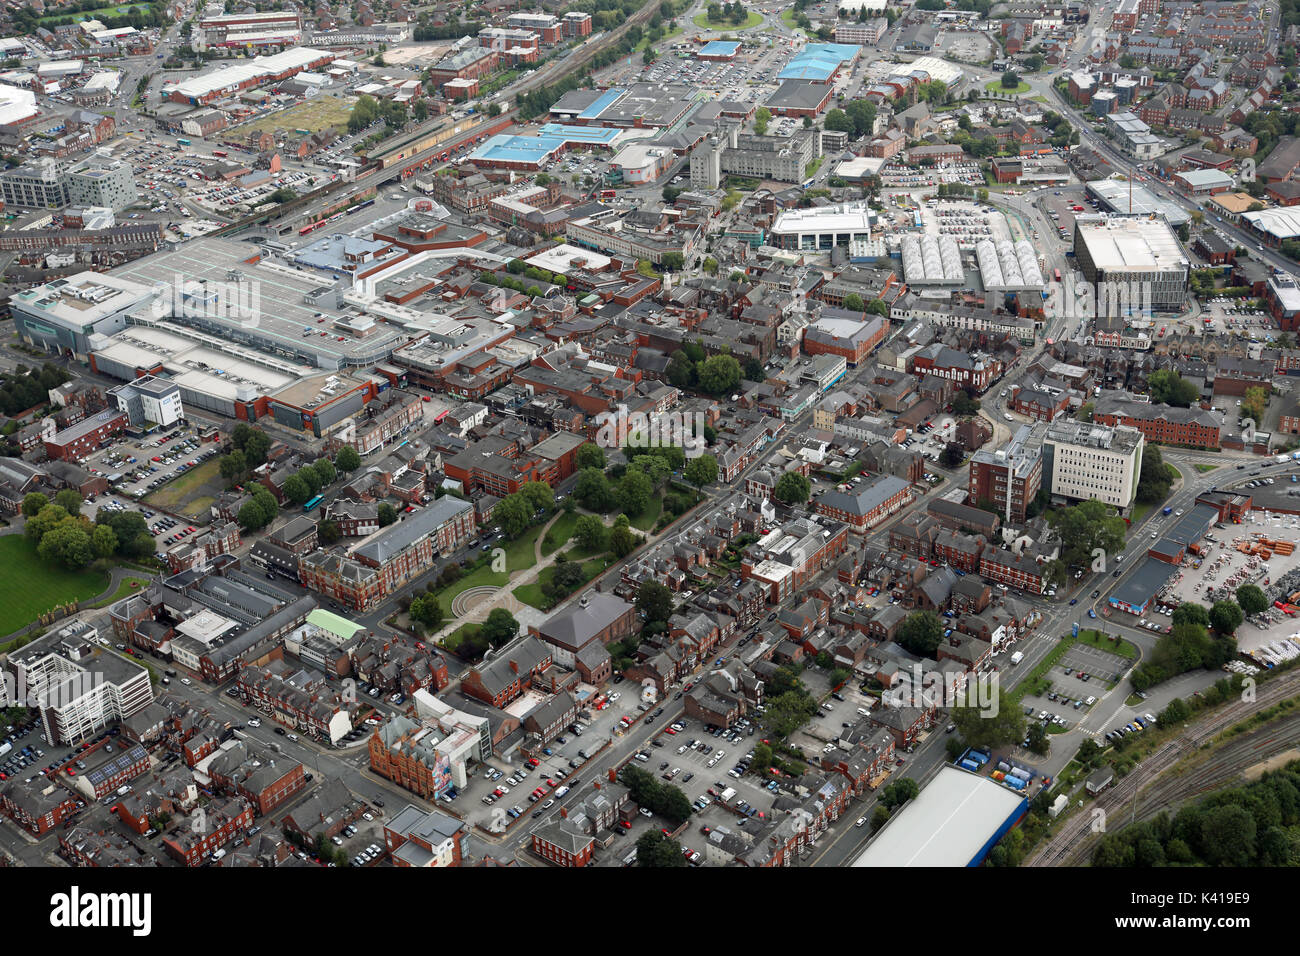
0,0 -> 1297,878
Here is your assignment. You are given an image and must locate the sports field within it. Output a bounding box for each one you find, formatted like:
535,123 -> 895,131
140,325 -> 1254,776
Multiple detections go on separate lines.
0,537 -> 109,636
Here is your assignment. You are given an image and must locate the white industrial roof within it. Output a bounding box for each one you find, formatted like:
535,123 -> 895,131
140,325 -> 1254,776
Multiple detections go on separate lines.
525,243 -> 612,273
773,203 -> 876,234
907,56 -> 964,85
1076,215 -> 1186,272
1244,207 -> 1300,241
0,83 -> 37,126
852,765 -> 1026,867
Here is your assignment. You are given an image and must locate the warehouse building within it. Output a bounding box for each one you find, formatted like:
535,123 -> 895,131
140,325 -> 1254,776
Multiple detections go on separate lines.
852,765 -> 1028,867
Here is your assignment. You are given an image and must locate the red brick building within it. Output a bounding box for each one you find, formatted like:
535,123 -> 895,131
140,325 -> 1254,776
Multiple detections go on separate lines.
531,816 -> 595,866
384,804 -> 465,867
814,475 -> 911,533
0,781 -> 79,835
161,797 -> 253,865
42,409 -> 128,462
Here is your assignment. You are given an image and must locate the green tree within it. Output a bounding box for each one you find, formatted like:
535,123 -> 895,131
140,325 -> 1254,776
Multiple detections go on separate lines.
480,608 -> 519,647
53,489 -> 82,515
683,454 -> 718,489
91,523 -> 118,559
576,444 -> 607,471
696,355 -> 742,395
312,458 -> 337,487
773,471 -> 811,505
824,108 -> 852,133
898,610 -> 944,656
575,468 -> 618,512
1048,499 -> 1126,570
296,467 -> 322,499
519,480 -> 554,514
941,442 -> 964,468
1198,805 -> 1256,867
843,293 -> 865,312
609,517 -> 638,558
318,519 -> 342,545
241,432 -> 270,468
573,514 -> 609,552
238,501 -> 268,533
25,504 -> 69,545
38,522 -> 93,570
629,454 -> 670,489
754,106 -> 771,135
952,391 -> 980,416
1136,444 -> 1177,504
1171,602 -> 1210,630
1236,583 -> 1268,616
280,474 -> 311,506
378,502 -> 398,527
636,579 -> 675,626
335,446 -> 361,472
952,689 -> 1026,750
20,492 -> 47,518
1147,369 -> 1200,407
1209,600 -> 1244,635
220,450 -> 248,482
636,829 -> 687,866
496,493 -> 534,538
661,251 -> 685,272
617,468 -> 654,516
409,595 -> 444,630
666,350 -> 695,390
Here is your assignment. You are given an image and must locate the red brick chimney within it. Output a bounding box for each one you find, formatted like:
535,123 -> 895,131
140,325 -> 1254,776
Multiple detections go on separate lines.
559,806 -> 567,819
607,767 -> 617,783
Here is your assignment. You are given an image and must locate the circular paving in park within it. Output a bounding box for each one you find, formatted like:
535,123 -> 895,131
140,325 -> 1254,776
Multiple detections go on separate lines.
451,586 -> 501,616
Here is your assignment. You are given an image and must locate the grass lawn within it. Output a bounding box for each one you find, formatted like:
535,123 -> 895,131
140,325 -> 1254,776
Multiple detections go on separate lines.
38,3 -> 147,24
0,538 -> 109,636
431,522 -> 547,612
636,24 -> 682,52
1129,501 -> 1154,529
694,10 -> 763,29
541,511 -> 579,557
779,9 -> 806,33
630,495 -> 663,532
92,576 -> 153,609
1010,634 -> 1076,703
985,78 -> 1031,95
240,94 -> 355,135
443,621 -> 480,653
515,556 -> 611,611
1194,463 -> 1219,473
1077,628 -> 1138,660
144,458 -> 222,514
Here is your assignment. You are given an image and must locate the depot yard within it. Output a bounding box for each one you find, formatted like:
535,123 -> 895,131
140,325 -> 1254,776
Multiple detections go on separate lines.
238,95 -> 356,137
0,537 -> 110,637
1165,515 -> 1300,655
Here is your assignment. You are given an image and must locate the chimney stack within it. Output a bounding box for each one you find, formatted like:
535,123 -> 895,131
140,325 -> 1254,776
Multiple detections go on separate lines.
559,806 -> 567,819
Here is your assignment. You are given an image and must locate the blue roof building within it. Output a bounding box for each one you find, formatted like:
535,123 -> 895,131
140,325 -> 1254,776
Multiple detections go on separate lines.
778,42 -> 860,82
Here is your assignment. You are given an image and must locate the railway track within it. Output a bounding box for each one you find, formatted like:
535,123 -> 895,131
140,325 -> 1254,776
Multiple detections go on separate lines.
1027,667 -> 1300,866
